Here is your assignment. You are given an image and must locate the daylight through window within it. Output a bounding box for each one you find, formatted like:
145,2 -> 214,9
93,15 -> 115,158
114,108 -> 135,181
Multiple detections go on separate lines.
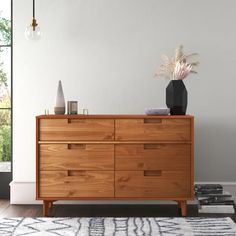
0,0 -> 11,172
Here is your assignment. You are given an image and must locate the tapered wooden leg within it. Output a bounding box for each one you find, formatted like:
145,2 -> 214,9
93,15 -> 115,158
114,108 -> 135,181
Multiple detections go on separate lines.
43,200 -> 50,217
48,201 -> 54,209
177,200 -> 187,217
177,201 -> 181,209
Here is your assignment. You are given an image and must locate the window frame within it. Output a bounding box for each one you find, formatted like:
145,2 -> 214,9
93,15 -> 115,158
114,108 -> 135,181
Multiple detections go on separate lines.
0,0 -> 12,198
0,0 -> 12,171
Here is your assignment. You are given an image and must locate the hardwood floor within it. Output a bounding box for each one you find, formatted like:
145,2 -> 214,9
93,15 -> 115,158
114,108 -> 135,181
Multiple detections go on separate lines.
0,200 -> 235,222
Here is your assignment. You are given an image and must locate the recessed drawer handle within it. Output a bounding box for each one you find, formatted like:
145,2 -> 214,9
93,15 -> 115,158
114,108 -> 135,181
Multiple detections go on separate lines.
68,119 -> 86,124
68,144 -> 86,149
68,170 -> 86,176
144,170 -> 162,177
144,118 -> 162,124
144,144 -> 162,149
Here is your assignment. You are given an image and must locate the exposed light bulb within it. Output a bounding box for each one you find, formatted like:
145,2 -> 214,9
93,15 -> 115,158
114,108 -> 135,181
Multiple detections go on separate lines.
25,18 -> 41,41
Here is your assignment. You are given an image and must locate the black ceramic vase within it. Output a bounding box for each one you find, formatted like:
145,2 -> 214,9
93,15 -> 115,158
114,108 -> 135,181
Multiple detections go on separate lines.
166,80 -> 188,115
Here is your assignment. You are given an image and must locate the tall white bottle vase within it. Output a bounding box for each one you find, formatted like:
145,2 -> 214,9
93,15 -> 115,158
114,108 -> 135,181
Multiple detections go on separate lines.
54,80 -> 65,115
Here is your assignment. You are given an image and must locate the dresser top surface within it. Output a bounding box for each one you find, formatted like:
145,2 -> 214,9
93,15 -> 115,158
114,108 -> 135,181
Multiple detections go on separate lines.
36,114 -> 194,119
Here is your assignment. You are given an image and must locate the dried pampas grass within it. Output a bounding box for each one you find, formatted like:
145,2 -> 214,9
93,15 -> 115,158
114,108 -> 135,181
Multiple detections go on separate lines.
156,45 -> 199,80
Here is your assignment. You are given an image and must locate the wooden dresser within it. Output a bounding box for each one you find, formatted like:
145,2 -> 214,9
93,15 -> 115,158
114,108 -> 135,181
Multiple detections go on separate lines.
36,115 -> 194,216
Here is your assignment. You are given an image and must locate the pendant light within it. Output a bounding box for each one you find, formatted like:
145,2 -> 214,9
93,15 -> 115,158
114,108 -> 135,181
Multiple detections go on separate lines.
25,0 -> 41,41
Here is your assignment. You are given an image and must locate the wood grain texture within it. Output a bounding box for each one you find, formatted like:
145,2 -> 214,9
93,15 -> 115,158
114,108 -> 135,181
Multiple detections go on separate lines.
39,119 -> 114,141
36,115 -> 194,217
115,171 -> 191,198
115,144 -> 191,171
115,118 -> 191,141
37,114 -> 194,119
39,171 -> 114,198
38,141 -> 191,144
36,197 -> 193,201
40,144 -> 114,170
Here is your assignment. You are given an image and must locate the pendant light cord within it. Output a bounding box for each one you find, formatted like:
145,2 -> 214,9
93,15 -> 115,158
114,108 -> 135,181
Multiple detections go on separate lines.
33,0 -> 35,18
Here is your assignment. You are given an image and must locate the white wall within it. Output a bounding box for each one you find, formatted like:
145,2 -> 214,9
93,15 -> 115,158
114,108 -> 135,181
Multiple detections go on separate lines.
13,0 -> 236,201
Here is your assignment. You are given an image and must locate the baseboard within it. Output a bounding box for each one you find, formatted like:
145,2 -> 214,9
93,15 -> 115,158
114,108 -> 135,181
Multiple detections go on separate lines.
10,181 -> 236,205
10,182 -> 41,204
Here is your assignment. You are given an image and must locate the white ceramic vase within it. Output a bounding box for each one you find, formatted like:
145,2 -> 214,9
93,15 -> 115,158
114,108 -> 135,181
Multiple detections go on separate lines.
54,80 -> 65,115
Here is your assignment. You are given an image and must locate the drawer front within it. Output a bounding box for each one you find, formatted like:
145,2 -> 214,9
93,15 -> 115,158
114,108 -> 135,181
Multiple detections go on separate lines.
40,144 -> 114,171
115,171 -> 191,198
115,144 -> 191,171
39,119 -> 114,141
115,118 -> 191,141
39,171 -> 114,198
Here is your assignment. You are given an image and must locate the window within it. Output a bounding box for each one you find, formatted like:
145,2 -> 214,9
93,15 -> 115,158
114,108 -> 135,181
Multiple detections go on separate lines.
0,0 -> 11,173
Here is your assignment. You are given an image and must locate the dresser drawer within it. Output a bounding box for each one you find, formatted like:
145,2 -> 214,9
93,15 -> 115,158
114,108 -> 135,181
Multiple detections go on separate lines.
115,118 -> 191,141
40,144 -> 114,170
115,171 -> 190,198
39,171 -> 114,198
39,119 -> 114,141
115,144 -> 190,171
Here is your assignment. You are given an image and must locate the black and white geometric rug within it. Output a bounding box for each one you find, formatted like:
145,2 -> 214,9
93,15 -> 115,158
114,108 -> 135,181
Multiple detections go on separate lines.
0,217 -> 236,236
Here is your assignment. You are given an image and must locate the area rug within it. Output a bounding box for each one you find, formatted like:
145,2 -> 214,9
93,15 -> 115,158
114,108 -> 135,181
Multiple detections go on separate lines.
0,217 -> 236,236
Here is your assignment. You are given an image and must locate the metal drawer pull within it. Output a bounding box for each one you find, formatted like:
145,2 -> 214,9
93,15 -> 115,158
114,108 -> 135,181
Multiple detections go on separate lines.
144,118 -> 162,124
68,144 -> 86,149
144,170 -> 162,177
68,170 -> 86,176
144,144 -> 162,149
68,119 -> 86,124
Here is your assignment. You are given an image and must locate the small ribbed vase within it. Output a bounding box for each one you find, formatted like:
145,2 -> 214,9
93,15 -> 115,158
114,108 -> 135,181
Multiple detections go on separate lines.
166,80 -> 187,115
54,80 -> 65,115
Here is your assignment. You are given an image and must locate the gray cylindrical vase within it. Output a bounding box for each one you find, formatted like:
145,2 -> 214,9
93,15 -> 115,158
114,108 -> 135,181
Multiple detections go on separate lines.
54,80 -> 65,115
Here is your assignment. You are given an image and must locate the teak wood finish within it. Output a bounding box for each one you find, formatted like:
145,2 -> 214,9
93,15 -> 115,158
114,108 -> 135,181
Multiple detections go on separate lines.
40,144 -> 114,170
40,118 -> 114,141
115,118 -> 191,141
36,114 -> 194,217
40,170 -> 114,198
115,170 -> 190,198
